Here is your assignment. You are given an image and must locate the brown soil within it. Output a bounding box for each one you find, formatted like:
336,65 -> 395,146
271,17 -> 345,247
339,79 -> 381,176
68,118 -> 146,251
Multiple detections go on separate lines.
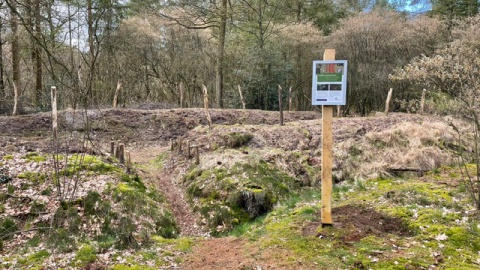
303,204 -> 412,242
130,145 -> 206,236
182,237 -> 261,270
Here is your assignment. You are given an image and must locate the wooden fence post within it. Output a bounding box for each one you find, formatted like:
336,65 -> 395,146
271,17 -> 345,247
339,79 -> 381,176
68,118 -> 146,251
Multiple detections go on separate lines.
178,138 -> 183,153
179,82 -> 185,108
110,141 -> 115,155
119,143 -> 125,164
385,88 -> 393,116
186,140 -> 191,158
202,84 -> 213,128
321,49 -> 335,226
126,151 -> 131,173
278,85 -> 284,126
51,86 -> 58,143
288,86 -> 293,112
238,85 -> 246,110
195,146 -> 200,165
113,80 -> 121,108
420,89 -> 426,114
170,139 -> 174,151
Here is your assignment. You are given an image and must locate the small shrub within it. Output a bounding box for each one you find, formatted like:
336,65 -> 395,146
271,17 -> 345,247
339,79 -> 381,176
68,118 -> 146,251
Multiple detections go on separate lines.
0,218 -> 18,240
30,200 -> 46,213
116,216 -> 137,249
84,191 -> 102,216
0,166 -> 12,184
48,228 -> 75,252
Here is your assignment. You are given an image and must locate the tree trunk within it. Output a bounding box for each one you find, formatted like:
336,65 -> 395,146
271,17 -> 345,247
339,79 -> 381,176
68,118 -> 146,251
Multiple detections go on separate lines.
34,0 -> 42,107
215,0 -> 227,108
0,8 -> 5,103
87,0 -> 95,105
10,0 -> 21,115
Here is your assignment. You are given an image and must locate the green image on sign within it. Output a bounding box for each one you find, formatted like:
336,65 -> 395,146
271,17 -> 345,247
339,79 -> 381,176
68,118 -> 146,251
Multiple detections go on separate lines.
318,73 -> 342,82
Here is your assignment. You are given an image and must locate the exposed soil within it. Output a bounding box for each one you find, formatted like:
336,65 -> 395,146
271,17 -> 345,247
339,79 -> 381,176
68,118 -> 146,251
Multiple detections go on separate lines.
130,145 -> 206,236
182,237 -> 262,270
303,204 -> 413,242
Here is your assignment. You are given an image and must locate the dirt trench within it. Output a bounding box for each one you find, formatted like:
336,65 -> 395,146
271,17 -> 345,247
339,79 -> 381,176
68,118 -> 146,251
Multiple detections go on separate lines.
130,146 -> 206,237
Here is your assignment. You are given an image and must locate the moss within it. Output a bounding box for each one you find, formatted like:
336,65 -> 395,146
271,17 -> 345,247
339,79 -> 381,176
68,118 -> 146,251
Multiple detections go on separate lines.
185,159 -> 299,234
223,132 -> 253,148
21,249 -> 50,265
60,154 -> 119,177
74,244 -> 97,267
17,172 -> 48,184
2,155 -> 14,160
111,265 -> 156,270
22,152 -> 46,162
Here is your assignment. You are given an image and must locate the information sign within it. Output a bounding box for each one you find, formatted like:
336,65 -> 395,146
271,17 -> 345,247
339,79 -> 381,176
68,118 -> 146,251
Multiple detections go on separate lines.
311,60 -> 348,106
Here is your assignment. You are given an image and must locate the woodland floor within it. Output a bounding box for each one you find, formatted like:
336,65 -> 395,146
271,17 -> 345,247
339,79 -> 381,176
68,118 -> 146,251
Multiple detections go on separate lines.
0,108 -> 476,269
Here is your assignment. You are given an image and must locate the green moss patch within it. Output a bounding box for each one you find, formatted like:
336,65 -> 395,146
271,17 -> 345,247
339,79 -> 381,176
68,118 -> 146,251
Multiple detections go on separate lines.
185,159 -> 299,234
22,152 -> 46,163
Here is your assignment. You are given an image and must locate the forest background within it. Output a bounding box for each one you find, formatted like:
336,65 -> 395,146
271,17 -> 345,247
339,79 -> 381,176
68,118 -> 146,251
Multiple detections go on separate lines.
0,0 -> 479,116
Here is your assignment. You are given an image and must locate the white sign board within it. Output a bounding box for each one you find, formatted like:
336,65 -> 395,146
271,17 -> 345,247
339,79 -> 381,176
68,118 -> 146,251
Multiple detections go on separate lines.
311,60 -> 348,106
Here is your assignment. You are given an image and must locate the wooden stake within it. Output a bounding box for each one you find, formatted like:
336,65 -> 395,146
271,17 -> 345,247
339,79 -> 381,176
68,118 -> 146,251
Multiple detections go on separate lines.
126,151 -> 131,173
178,138 -> 183,153
278,85 -> 284,126
170,139 -> 174,151
13,82 -> 19,116
179,82 -> 185,108
288,86 -> 293,112
321,49 -> 335,226
51,86 -> 57,142
186,140 -> 191,159
420,89 -> 426,114
195,146 -> 200,165
113,80 -> 121,108
115,145 -> 120,159
385,88 -> 393,116
110,141 -> 115,155
238,85 -> 246,110
202,84 -> 213,128
119,143 -> 125,164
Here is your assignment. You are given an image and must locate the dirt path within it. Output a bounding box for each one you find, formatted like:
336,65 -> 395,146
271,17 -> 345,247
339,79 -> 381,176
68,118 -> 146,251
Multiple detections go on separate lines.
130,146 -> 206,237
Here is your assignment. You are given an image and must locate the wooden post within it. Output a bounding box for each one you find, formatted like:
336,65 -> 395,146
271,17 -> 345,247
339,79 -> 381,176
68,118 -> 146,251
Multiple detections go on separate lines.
420,89 -> 426,114
51,86 -> 58,142
126,151 -> 131,173
110,141 -> 115,155
178,138 -> 183,153
195,146 -> 200,165
179,82 -> 185,108
278,85 -> 284,126
170,139 -> 174,151
322,49 -> 335,226
119,143 -> 125,164
113,80 -> 121,108
238,85 -> 246,110
186,140 -> 191,159
13,82 -> 19,116
385,88 -> 393,116
202,84 -> 213,128
288,86 -> 293,112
